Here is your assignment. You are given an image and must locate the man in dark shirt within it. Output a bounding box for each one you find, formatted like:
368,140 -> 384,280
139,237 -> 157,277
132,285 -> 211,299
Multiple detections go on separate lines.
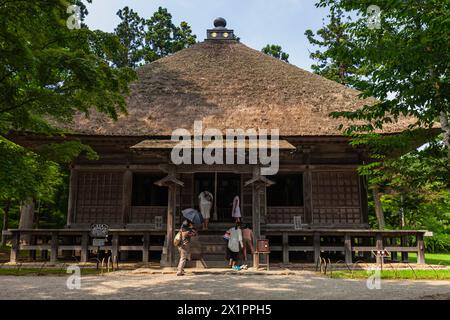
177,220 -> 197,276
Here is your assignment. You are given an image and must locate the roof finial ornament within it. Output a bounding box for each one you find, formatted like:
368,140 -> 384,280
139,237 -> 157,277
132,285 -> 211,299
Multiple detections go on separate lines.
207,17 -> 234,41
214,17 -> 227,28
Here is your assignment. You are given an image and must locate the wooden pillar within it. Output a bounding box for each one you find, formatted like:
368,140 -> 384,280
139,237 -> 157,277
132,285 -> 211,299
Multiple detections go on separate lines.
303,170 -> 313,224
66,168 -> 78,227
122,169 -> 133,225
166,185 -> 176,266
375,233 -> 383,265
401,236 -> 409,262
313,233 -> 321,264
10,231 -> 19,263
344,234 -> 352,264
282,233 -> 289,264
416,233 -> 425,265
252,184 -> 261,243
50,232 -> 58,263
112,233 -> 119,261
359,176 -> 369,225
142,232 -> 150,263
81,232 -> 89,263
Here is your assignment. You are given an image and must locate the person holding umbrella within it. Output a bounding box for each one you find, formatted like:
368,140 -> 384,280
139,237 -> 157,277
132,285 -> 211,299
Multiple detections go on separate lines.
176,209 -> 202,276
176,219 -> 197,276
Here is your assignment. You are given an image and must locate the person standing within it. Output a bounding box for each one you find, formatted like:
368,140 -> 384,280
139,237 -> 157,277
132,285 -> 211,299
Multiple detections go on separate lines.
242,224 -> 254,262
177,220 -> 197,276
231,195 -> 241,223
227,222 -> 243,268
198,190 -> 213,230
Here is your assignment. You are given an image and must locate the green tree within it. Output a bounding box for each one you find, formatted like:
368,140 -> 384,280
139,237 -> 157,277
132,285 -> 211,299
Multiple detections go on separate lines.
114,6 -> 145,68
0,0 -> 136,234
143,7 -> 196,63
305,7 -> 363,88
314,0 -> 450,150
261,44 -> 289,62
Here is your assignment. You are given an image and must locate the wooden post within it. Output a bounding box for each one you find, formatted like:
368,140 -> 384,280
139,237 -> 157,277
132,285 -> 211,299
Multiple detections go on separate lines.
142,232 -> 150,263
375,233 -> 383,265
416,233 -> 425,265
112,233 -> 119,261
66,168 -> 78,227
303,170 -> 313,224
50,232 -> 58,263
313,233 -> 321,264
81,232 -> 89,263
401,236 -> 409,262
252,184 -> 262,244
10,231 -> 19,263
344,234 -> 352,264
282,233 -> 289,264
166,185 -> 176,266
122,169 -> 133,225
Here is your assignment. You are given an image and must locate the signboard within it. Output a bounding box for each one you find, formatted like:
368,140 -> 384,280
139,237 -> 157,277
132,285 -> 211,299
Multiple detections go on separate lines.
90,224 -> 109,238
293,216 -> 303,230
92,238 -> 106,247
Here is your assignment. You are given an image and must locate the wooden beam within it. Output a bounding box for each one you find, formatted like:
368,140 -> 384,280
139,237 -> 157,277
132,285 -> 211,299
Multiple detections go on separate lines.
401,236 -> 409,262
10,231 -> 19,263
122,170 -> 133,225
282,233 -> 289,264
303,170 -> 313,224
50,232 -> 58,263
166,185 -> 176,266
111,233 -> 119,261
252,184 -> 261,243
344,234 -> 352,264
66,168 -> 78,226
313,233 -> 320,264
416,233 -> 425,265
142,232 -> 150,263
376,234 -> 383,265
81,232 -> 89,263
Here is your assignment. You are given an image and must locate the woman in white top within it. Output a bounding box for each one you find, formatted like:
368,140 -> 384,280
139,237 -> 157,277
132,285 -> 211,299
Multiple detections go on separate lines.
227,222 -> 243,267
198,191 -> 213,230
231,195 -> 241,223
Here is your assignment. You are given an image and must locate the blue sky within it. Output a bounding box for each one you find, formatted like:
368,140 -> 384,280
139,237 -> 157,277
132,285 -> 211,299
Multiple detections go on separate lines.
85,0 -> 330,71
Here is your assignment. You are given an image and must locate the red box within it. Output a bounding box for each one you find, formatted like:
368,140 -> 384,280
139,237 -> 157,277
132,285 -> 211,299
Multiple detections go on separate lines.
257,239 -> 270,253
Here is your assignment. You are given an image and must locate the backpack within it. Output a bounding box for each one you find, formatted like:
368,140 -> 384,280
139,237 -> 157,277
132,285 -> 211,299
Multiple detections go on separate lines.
173,230 -> 182,247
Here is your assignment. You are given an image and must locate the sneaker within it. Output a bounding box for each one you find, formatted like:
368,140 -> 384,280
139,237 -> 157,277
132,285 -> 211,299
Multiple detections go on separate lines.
176,272 -> 185,276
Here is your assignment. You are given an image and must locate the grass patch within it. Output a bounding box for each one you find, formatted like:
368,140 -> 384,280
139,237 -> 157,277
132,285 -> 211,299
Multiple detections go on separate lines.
0,268 -> 101,276
330,269 -> 450,280
408,253 -> 450,266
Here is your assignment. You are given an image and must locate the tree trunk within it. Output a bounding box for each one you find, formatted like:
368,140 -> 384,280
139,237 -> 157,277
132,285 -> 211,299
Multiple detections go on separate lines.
0,200 -> 11,247
372,186 -> 385,229
399,194 -> 405,229
440,111 -> 450,151
19,198 -> 35,244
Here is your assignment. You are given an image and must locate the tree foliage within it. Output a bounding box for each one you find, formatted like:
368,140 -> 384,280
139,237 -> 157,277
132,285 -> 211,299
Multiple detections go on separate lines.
261,44 -> 290,63
114,6 -> 197,67
0,0 -> 136,221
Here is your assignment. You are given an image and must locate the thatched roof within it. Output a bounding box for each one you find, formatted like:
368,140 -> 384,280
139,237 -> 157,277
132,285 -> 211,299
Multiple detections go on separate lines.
64,40 -> 414,137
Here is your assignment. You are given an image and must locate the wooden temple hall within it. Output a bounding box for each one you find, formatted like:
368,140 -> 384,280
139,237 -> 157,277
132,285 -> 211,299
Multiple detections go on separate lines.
6,18 -> 428,267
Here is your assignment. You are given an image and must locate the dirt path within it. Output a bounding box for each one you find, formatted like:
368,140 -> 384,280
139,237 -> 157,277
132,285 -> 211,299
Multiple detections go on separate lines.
0,271 -> 449,300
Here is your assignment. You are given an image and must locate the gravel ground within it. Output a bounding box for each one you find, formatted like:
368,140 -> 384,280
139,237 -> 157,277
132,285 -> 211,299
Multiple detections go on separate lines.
0,271 -> 449,300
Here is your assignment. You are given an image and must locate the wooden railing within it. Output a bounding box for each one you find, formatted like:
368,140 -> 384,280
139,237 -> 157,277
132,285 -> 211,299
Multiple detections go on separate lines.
2,229 -> 165,264
264,229 -> 428,265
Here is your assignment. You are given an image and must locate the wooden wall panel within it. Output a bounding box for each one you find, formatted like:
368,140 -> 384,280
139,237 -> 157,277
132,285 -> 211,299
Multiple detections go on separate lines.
75,171 -> 123,224
130,206 -> 167,224
311,171 -> 362,225
267,207 -> 305,224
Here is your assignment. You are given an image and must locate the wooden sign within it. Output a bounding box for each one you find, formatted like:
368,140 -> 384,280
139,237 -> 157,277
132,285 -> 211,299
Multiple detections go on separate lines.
92,238 -> 105,247
293,216 -> 303,230
90,224 -> 109,238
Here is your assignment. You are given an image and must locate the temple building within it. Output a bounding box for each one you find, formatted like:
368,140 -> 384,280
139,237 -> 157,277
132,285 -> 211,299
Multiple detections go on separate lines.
6,18 -> 428,267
